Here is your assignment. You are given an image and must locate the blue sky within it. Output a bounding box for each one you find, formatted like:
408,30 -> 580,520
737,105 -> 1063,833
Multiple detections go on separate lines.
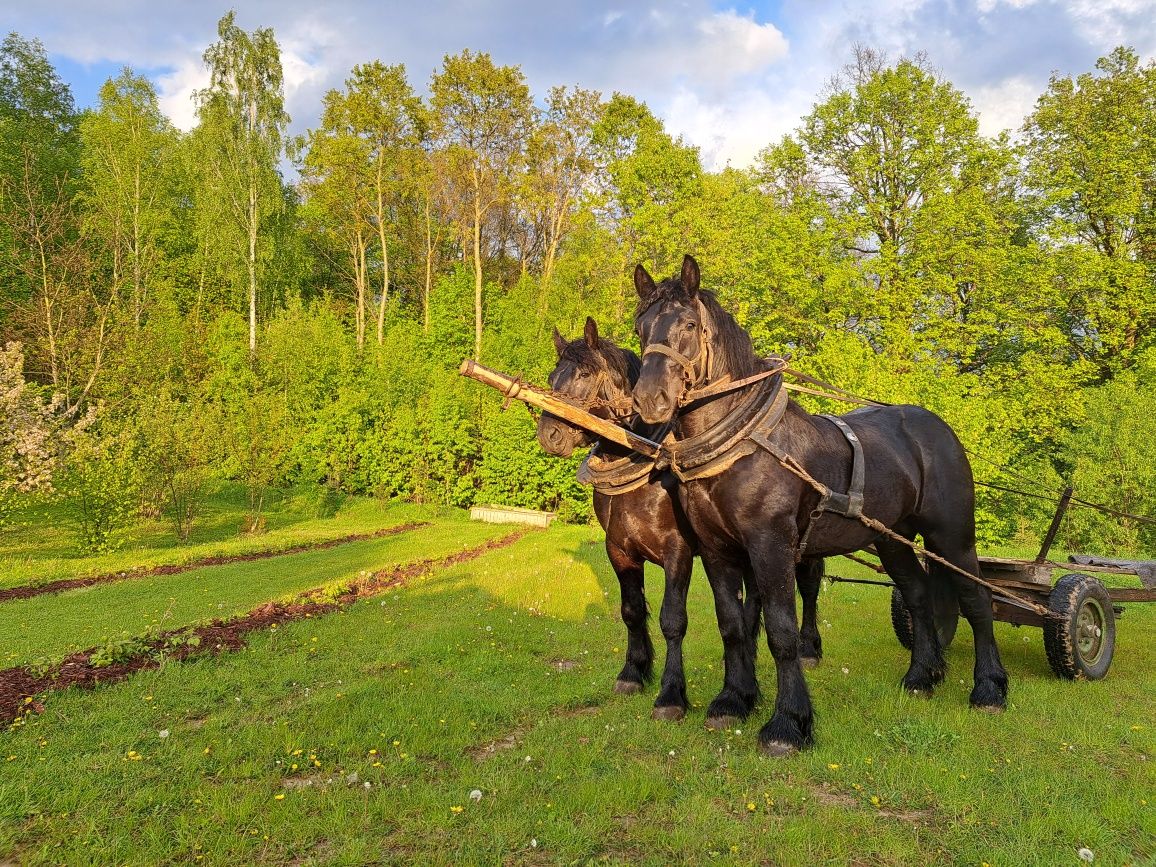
5,1 -> 1156,169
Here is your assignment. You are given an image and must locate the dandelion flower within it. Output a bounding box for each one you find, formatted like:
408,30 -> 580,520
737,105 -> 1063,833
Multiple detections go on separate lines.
746,802 -> 756,812
274,794 -> 285,801
828,763 -> 840,770
451,805 -> 464,814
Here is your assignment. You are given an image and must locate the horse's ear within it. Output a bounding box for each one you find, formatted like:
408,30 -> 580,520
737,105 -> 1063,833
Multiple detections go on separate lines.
681,255 -> 700,294
552,326 -> 567,358
583,316 -> 599,350
634,264 -> 657,300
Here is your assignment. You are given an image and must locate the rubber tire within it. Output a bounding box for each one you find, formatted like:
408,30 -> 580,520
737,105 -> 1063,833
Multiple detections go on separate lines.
1044,573 -> 1115,680
890,585 -> 959,651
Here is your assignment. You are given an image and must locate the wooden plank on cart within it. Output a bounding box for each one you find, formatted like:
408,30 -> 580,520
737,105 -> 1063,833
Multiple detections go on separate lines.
977,556 -> 1053,587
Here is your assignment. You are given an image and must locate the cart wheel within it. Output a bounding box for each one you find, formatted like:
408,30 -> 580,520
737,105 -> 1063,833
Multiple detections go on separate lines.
890,584 -> 958,651
1044,573 -> 1115,680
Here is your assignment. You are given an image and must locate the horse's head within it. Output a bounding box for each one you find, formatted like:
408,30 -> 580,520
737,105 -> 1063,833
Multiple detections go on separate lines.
632,255 -> 712,424
537,317 -> 636,458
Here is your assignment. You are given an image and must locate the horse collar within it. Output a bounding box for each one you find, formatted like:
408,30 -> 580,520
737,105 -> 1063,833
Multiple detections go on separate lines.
663,373 -> 787,483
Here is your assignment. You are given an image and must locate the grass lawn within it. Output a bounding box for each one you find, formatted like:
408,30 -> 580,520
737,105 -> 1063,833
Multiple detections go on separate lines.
0,518 -> 513,668
0,486 -> 437,591
1,522 -> 1154,865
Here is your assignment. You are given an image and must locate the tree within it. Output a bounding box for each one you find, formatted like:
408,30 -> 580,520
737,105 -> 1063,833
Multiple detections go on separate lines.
431,50 -> 533,359
195,11 -> 289,359
796,47 -> 1033,365
78,69 -> 178,326
302,62 -> 426,347
0,341 -> 93,524
1022,46 -> 1156,378
518,86 -> 602,320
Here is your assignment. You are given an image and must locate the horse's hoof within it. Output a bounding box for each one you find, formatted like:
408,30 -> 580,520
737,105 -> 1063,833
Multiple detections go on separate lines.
973,704 -> 1005,715
758,739 -> 799,758
652,705 -> 686,722
705,715 -> 739,731
614,679 -> 643,695
800,657 -> 821,670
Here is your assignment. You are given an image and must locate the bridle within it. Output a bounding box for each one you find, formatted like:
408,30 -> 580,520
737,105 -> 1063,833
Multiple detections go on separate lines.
639,294 -> 788,407
553,363 -> 634,423
640,296 -> 713,401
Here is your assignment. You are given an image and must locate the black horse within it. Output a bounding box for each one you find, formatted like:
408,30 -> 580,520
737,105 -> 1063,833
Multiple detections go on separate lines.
537,317 -> 825,722
631,256 -> 1008,755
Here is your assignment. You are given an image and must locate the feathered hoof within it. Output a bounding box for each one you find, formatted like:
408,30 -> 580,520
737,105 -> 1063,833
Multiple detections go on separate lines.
614,679 -> 643,695
800,656 -> 821,670
705,715 -> 740,731
652,705 -> 686,722
758,739 -> 799,758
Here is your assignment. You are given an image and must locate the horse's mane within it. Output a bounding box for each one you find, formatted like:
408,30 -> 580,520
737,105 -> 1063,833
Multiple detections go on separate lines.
560,336 -> 641,388
638,278 -> 762,380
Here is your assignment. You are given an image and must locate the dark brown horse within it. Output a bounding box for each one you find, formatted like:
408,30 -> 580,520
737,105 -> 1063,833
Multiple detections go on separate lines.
537,317 -> 824,721
631,256 -> 1008,755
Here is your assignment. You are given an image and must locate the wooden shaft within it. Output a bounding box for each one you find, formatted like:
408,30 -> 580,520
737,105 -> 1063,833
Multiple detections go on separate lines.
459,359 -> 660,457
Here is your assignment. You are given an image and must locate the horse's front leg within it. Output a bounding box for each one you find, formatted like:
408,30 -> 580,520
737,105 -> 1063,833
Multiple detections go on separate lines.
751,541 -> 815,755
797,559 -> 824,668
703,555 -> 759,729
652,543 -> 693,720
607,543 -> 654,694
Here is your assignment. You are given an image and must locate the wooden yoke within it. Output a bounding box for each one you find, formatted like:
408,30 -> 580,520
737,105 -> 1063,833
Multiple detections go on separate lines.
459,359 -> 661,458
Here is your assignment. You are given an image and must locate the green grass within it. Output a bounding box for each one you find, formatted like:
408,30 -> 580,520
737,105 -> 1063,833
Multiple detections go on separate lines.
1,524 -> 1154,864
0,486 -> 438,591
0,517 -> 513,668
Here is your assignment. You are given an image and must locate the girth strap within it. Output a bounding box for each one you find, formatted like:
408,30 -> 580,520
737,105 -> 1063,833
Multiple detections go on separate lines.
817,415 -> 865,518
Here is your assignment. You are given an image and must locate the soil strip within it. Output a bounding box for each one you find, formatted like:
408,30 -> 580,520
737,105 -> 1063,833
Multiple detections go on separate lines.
0,529 -> 527,726
0,522 -> 430,604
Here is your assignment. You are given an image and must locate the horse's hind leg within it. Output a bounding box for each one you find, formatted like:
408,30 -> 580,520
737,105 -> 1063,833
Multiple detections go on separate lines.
607,544 -> 654,694
928,549 -> 1008,711
875,537 -> 947,693
653,544 -> 693,720
797,559 -> 824,667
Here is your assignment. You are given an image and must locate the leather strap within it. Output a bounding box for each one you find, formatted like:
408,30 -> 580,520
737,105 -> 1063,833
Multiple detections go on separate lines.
818,415 -> 865,518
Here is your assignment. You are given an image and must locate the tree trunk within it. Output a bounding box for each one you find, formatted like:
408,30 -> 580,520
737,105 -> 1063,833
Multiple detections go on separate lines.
248,179 -> 258,360
472,192 -> 484,360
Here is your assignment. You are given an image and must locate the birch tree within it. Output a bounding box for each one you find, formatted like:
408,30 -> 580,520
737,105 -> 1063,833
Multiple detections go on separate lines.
431,50 -> 532,359
196,11 -> 288,358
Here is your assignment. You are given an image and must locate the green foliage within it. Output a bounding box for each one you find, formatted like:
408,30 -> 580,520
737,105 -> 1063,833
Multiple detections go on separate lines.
475,404 -> 592,521
60,419 -> 139,553
0,33 -> 1152,554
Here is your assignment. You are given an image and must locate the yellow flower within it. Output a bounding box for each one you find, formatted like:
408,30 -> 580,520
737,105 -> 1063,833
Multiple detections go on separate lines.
369,749 -> 377,755
451,805 -> 464,814
870,796 -> 881,807
392,740 -> 400,746
746,802 -> 756,812
274,793 -> 285,801
827,763 -> 840,770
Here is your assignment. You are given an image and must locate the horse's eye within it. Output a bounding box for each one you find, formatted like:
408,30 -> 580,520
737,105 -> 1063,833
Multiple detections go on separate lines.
685,321 -> 698,331
576,369 -> 589,379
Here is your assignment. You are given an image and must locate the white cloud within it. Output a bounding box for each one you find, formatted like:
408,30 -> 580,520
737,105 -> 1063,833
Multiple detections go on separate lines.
154,57 -> 207,132
692,10 -> 789,84
971,75 -> 1040,136
6,0 -> 1156,169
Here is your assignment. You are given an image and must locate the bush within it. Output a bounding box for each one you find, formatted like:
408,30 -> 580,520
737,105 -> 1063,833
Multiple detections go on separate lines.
60,421 -> 140,553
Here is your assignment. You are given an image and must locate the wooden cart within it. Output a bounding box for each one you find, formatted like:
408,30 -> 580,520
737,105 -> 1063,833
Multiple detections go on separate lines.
839,489 -> 1156,680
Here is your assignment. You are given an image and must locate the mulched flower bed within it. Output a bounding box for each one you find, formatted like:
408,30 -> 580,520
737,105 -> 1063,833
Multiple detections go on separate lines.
0,522 -> 430,604
0,529 -> 526,726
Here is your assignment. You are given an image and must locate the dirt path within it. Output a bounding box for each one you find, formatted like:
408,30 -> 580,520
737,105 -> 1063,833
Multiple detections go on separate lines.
0,522 -> 429,605
0,529 -> 527,726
